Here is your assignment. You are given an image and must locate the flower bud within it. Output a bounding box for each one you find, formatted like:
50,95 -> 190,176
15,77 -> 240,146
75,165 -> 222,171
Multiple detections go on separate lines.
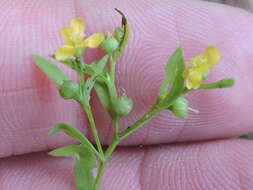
114,96 -> 133,117
114,27 -> 124,42
101,37 -> 119,53
169,97 -> 188,118
58,80 -> 79,99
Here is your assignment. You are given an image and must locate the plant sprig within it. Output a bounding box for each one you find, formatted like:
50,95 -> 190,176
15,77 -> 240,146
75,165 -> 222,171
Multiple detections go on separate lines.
32,10 -> 235,190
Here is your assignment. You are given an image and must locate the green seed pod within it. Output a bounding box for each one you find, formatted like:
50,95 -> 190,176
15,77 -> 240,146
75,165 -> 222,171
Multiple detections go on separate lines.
101,37 -> 119,53
218,78 -> 235,88
114,27 -> 124,42
169,97 -> 188,118
114,96 -> 133,117
58,80 -> 79,99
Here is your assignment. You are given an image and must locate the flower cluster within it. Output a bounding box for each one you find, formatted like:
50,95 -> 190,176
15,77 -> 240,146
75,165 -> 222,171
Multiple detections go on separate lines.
183,46 -> 221,89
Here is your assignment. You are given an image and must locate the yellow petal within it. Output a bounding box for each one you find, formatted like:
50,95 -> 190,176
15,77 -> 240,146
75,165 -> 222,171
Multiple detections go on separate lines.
70,18 -> 85,40
183,67 -> 204,90
82,33 -> 105,48
204,46 -> 221,67
55,45 -> 75,61
186,71 -> 203,89
61,27 -> 74,45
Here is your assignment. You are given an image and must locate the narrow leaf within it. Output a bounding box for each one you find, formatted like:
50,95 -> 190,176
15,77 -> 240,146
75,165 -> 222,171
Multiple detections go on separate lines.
32,54 -> 69,85
48,145 -> 83,158
49,144 -> 96,168
48,123 -> 97,156
159,46 -> 184,99
159,46 -> 185,108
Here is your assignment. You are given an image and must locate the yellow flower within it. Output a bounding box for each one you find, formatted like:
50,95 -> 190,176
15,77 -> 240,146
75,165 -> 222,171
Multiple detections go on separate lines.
55,18 -> 104,61
183,46 -> 221,90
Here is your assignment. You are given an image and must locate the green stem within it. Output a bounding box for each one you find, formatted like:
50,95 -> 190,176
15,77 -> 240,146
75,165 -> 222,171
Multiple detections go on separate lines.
84,105 -> 104,159
200,78 -> 235,89
105,75 -> 118,103
114,117 -> 120,139
93,137 -> 120,190
105,55 -> 118,107
93,161 -> 107,190
109,55 -> 116,85
119,105 -> 161,141
78,70 -> 85,97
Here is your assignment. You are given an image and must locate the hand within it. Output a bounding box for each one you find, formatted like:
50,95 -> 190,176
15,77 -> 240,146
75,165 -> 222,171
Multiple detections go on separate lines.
1,0 -> 253,189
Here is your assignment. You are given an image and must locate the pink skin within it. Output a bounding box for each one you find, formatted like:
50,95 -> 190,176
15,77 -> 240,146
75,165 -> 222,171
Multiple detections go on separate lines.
0,0 -> 253,189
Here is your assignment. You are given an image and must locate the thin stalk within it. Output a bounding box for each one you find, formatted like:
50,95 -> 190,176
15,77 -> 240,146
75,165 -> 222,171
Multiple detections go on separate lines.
109,54 -> 116,85
114,117 -> 120,139
105,75 -> 118,102
119,105 -> 161,141
94,161 -> 107,190
105,55 -> 118,106
93,137 -> 121,190
84,105 -> 104,159
78,71 -> 84,97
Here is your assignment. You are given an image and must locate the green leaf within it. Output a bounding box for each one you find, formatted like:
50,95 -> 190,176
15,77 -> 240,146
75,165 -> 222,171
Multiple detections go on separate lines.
48,145 -> 84,159
74,145 -> 97,190
159,46 -> 184,99
32,54 -> 69,85
159,46 -> 185,109
49,144 -> 96,190
74,154 -> 96,190
49,144 -> 96,168
114,9 -> 130,61
48,123 -> 97,156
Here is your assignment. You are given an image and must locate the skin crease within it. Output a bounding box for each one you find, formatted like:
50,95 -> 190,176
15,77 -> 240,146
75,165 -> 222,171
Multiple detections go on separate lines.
0,0 -> 253,189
